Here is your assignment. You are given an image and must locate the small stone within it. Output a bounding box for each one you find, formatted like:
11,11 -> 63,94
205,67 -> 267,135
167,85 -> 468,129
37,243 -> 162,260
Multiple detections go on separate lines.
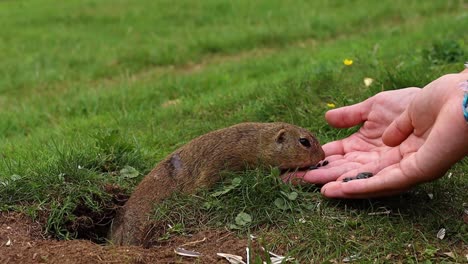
308,165 -> 318,170
343,177 -> 354,182
322,160 -> 329,166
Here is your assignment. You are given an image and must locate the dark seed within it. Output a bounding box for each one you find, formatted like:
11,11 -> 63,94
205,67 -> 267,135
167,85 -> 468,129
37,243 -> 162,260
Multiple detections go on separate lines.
316,163 -> 321,168
356,174 -> 368,179
356,172 -> 373,179
308,165 -> 318,170
343,177 -> 354,182
322,160 -> 329,166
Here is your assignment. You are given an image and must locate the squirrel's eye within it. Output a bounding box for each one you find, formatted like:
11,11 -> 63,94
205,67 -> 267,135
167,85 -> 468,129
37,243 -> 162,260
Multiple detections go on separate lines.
299,138 -> 311,148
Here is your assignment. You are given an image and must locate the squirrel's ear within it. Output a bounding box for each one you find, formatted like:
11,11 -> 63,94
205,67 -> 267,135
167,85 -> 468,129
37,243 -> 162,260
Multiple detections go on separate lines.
275,129 -> 287,144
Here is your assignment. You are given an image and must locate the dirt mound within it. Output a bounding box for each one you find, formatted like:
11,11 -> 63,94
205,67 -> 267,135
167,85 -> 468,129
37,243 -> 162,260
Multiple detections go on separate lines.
0,212 -> 249,263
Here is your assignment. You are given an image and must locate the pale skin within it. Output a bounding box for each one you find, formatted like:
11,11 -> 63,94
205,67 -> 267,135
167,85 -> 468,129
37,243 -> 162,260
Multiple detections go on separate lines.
290,69 -> 468,198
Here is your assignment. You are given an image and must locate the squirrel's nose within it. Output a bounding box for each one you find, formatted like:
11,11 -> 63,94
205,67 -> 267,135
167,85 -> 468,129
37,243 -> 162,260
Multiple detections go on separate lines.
313,146 -> 325,162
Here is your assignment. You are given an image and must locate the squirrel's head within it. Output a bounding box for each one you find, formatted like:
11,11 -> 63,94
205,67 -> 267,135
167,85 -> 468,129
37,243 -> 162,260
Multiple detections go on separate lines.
261,123 -> 325,170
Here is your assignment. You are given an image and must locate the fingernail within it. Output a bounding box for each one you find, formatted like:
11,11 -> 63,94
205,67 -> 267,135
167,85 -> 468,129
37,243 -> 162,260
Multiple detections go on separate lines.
321,186 -> 327,195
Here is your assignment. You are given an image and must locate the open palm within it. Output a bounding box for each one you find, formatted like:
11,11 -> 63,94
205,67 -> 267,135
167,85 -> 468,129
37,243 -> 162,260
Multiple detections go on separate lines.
301,88 -> 421,186
296,72 -> 468,198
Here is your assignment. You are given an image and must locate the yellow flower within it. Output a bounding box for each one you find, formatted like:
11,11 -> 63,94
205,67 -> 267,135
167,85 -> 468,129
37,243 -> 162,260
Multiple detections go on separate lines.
327,103 -> 336,108
343,59 -> 353,66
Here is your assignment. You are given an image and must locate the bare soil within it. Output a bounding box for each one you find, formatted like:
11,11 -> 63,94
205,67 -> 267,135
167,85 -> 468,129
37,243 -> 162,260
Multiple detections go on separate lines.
0,212 -> 250,264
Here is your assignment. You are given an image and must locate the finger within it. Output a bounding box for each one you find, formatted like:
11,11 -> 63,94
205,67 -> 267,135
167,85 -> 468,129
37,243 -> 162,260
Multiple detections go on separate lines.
335,147 -> 403,181
322,141 -> 345,156
382,109 -> 413,147
325,99 -> 372,128
302,149 -> 391,184
334,160 -> 381,182
321,166 -> 412,198
281,170 -> 306,184
321,155 -> 346,163
302,161 -> 362,184
283,154 -> 357,183
323,158 -> 353,167
322,182 -> 406,199
343,151 -> 381,164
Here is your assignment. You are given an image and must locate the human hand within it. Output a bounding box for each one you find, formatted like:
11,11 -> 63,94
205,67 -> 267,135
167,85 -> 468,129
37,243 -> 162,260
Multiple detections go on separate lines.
290,72 -> 468,198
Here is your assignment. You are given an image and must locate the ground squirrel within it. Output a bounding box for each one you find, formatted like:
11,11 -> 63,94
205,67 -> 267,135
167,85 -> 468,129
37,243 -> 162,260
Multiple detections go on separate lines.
110,122 -> 325,246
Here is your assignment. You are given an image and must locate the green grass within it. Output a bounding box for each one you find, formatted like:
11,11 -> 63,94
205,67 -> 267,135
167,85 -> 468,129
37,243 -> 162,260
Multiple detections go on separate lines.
0,0 -> 467,262
153,166 -> 468,262
0,0 -> 460,95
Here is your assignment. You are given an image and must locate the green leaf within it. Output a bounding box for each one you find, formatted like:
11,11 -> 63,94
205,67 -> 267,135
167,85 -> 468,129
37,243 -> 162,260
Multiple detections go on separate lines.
235,212 -> 252,226
119,165 -> 140,179
10,174 -> 22,181
211,177 -> 242,197
287,192 -> 298,200
270,167 -> 281,177
274,198 -> 288,210
203,201 -> 213,210
231,177 -> 242,186
211,189 -> 229,197
280,191 -> 298,201
423,245 -> 438,257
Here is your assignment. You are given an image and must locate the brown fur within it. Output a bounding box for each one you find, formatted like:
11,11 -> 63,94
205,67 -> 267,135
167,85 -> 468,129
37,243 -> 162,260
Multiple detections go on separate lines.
110,122 -> 324,246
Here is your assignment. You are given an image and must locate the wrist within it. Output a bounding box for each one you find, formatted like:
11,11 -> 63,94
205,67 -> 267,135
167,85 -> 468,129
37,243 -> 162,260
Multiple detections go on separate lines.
460,80 -> 468,123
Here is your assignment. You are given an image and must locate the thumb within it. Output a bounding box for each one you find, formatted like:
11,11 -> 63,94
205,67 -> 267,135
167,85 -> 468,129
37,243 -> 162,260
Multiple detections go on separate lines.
382,108 -> 413,147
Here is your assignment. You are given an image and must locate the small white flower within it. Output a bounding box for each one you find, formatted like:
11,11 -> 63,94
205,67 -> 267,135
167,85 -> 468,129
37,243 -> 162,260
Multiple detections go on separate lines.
363,77 -> 374,87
